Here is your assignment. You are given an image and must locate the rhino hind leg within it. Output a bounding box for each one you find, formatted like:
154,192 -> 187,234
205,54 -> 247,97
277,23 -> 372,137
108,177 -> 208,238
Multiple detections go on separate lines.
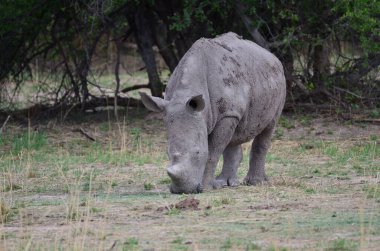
244,121 -> 275,186
216,145 -> 242,187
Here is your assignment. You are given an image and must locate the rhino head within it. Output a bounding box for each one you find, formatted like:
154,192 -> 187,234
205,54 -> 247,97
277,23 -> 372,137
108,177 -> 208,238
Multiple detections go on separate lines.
140,92 -> 208,194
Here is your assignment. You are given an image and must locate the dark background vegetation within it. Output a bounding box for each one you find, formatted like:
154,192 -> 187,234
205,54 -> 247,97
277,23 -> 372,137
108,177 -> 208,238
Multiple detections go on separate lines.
0,0 -> 379,119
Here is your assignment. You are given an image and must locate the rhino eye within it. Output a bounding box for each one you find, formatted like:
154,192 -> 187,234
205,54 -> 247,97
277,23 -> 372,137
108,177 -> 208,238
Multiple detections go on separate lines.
186,95 -> 205,112
189,100 -> 197,109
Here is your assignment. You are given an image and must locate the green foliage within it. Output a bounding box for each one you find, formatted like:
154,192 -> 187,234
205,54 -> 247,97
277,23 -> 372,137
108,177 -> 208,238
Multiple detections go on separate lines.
335,0 -> 380,54
0,0 -> 59,35
0,0 -> 63,80
169,0 -> 235,35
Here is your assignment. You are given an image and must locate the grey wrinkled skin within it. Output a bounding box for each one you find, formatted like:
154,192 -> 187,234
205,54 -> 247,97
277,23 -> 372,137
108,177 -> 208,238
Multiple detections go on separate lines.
140,32 -> 286,194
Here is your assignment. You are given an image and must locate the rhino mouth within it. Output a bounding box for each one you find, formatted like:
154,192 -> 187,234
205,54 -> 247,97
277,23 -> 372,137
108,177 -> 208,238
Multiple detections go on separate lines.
169,183 -> 203,194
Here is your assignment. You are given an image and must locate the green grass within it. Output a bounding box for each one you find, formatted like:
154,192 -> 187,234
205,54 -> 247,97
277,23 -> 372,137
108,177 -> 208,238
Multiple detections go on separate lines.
171,237 -> 184,244
0,200 -> 19,224
211,196 -> 236,207
144,182 -> 154,191
122,238 -> 139,251
0,130 -> 47,155
166,207 -> 182,216
363,185 -> 380,201
221,238 -> 233,250
326,238 -> 358,251
278,116 -> 295,129
246,242 -> 260,250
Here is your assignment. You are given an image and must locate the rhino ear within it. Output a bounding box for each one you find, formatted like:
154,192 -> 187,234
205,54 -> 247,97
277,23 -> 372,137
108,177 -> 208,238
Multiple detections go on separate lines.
186,94 -> 205,112
139,92 -> 167,112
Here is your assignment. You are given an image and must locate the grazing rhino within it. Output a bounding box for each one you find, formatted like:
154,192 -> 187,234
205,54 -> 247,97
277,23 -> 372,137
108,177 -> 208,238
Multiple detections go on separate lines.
140,32 -> 286,194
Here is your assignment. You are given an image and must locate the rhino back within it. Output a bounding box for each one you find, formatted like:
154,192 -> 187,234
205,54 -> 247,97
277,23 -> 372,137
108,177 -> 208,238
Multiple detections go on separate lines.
204,33 -> 286,143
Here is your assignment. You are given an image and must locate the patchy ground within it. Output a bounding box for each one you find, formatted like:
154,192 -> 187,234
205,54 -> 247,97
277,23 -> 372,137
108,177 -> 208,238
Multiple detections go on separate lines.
0,109 -> 379,250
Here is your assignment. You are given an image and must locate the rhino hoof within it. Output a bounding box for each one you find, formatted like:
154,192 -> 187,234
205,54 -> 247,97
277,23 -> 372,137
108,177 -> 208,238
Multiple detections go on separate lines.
215,177 -> 240,188
243,176 -> 269,186
212,179 -> 228,189
227,178 -> 240,187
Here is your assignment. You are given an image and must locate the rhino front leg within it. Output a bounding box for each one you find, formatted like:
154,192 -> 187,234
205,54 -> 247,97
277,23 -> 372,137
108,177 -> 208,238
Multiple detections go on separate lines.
244,122 -> 275,185
202,118 -> 239,190
216,145 -> 242,187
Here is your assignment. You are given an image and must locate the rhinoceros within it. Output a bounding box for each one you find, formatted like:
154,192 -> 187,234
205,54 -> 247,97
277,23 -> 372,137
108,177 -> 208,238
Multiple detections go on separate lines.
140,32 -> 286,194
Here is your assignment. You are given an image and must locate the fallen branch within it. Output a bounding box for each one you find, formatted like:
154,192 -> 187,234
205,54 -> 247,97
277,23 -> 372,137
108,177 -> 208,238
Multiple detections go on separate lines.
121,84 -> 149,93
3,96 -> 143,120
107,240 -> 118,251
283,103 -> 337,112
353,118 -> 380,124
72,128 -> 96,141
82,96 -> 142,109
339,116 -> 380,124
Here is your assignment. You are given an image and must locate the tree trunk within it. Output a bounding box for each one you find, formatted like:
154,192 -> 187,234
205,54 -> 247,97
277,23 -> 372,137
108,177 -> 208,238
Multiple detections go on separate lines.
154,0 -> 186,60
78,28 -> 104,108
174,35 -> 188,59
152,18 -> 178,72
312,43 -> 330,91
236,1 -> 269,50
282,48 -> 295,90
127,6 -> 163,97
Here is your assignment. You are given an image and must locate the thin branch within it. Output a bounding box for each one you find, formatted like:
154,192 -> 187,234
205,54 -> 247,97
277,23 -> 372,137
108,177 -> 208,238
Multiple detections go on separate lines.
333,86 -> 363,99
0,115 -> 11,135
114,37 -> 122,119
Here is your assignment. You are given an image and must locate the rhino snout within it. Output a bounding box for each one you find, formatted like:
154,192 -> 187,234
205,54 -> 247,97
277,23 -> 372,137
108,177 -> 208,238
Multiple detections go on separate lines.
167,164 -> 203,194
170,183 -> 203,194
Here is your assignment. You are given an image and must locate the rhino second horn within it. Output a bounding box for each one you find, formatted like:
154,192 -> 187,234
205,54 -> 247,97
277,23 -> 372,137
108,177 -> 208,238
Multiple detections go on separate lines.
167,165 -> 182,180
